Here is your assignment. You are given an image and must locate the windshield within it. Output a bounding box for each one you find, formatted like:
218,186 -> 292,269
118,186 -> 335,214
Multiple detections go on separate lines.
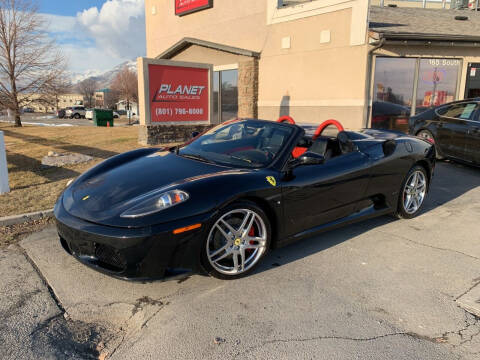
178,120 -> 295,168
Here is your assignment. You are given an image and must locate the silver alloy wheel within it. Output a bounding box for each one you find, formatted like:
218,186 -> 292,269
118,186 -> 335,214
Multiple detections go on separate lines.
403,170 -> 427,215
206,209 -> 267,276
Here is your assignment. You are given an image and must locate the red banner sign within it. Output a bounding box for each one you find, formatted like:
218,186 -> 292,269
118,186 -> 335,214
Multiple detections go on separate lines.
175,0 -> 213,16
149,64 -> 209,122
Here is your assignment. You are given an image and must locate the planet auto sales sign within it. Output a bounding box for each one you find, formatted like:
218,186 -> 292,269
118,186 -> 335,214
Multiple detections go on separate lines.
175,0 -> 213,16
149,64 -> 210,122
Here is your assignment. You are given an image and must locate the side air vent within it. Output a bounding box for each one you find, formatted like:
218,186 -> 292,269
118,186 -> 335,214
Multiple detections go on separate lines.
382,139 -> 396,157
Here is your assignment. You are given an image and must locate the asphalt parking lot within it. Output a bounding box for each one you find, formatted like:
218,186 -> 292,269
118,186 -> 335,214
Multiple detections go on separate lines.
0,113 -> 93,126
0,113 -> 137,127
1,161 -> 479,359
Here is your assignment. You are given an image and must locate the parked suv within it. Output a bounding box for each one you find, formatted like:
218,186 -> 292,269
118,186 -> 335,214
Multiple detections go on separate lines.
66,106 -> 86,119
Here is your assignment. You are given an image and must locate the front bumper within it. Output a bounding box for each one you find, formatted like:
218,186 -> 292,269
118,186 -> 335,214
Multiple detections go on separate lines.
54,196 -> 213,280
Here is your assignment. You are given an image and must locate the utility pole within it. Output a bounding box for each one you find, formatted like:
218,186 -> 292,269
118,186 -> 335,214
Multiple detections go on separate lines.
0,131 -> 10,194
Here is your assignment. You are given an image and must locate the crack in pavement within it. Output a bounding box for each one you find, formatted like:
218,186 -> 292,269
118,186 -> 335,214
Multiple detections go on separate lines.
441,311 -> 480,348
455,278 -> 480,301
29,313 -> 64,337
376,230 -> 480,261
13,245 -> 66,312
5,246 -> 108,359
102,297 -> 170,359
233,331 -> 435,359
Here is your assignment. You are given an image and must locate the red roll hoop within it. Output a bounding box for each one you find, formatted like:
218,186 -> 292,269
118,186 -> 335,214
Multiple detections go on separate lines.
277,116 -> 295,125
312,119 -> 344,140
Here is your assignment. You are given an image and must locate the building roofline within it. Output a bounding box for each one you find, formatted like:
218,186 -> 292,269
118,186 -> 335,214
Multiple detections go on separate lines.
371,31 -> 480,43
157,37 -> 261,59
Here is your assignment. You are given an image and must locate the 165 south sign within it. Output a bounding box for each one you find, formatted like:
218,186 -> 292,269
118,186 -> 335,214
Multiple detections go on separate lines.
149,64 -> 209,122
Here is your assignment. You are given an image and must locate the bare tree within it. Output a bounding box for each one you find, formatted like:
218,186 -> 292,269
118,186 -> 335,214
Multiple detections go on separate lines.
38,74 -> 72,112
111,66 -> 138,123
76,78 -> 97,108
0,0 -> 66,126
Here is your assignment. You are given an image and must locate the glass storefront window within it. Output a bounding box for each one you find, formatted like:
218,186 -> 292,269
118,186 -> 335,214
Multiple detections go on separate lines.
221,69 -> 238,122
372,57 -> 461,132
213,71 -> 219,123
372,58 -> 416,132
212,69 -> 238,123
415,59 -> 460,114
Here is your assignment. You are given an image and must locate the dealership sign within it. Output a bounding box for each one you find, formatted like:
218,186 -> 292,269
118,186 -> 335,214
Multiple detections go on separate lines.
175,0 -> 213,16
138,58 -> 213,125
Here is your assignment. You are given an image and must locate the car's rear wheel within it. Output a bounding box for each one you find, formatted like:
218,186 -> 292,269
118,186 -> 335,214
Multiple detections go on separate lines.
202,201 -> 271,280
417,130 -> 443,160
395,165 -> 428,219
74,113 -> 80,119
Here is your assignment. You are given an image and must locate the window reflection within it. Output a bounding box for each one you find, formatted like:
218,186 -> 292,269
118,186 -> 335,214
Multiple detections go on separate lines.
221,69 -> 238,122
372,58 -> 415,132
416,59 -> 459,114
212,69 -> 238,123
372,57 -> 461,133
213,71 -> 219,123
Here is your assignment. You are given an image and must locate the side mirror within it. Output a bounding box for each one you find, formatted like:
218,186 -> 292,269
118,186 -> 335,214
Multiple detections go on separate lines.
191,131 -> 200,138
291,152 -> 325,168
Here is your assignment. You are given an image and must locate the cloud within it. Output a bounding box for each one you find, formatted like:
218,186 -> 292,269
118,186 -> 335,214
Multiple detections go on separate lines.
42,0 -> 145,77
77,0 -> 146,59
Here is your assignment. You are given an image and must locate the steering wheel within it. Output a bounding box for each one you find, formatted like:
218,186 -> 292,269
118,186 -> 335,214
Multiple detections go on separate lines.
262,146 -> 278,160
312,119 -> 344,140
277,116 -> 295,125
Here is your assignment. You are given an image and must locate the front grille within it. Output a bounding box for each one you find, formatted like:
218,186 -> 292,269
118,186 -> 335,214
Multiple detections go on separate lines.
95,244 -> 126,271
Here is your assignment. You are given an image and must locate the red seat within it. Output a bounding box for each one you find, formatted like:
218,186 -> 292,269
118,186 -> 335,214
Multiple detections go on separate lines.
292,147 -> 308,158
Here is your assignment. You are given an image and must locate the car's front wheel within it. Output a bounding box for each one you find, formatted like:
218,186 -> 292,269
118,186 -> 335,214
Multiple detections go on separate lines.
396,165 -> 428,219
202,201 -> 271,280
74,113 -> 80,119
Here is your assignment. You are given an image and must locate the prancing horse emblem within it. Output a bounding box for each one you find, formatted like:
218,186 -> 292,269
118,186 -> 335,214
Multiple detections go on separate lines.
266,176 -> 276,187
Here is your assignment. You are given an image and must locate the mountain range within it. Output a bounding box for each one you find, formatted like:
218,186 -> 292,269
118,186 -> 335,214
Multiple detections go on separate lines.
70,60 -> 137,88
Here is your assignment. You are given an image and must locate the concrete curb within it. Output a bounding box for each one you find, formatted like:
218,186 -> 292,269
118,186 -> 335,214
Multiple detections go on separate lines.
0,209 -> 54,227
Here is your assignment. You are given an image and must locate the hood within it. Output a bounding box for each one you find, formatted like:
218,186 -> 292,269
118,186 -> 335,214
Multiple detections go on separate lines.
63,148 -> 234,226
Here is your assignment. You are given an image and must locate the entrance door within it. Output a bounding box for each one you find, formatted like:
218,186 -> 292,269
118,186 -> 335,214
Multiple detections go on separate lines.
465,63 -> 480,98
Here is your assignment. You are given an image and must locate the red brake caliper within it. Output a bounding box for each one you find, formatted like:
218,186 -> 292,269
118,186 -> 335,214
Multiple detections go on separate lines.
248,226 -> 255,251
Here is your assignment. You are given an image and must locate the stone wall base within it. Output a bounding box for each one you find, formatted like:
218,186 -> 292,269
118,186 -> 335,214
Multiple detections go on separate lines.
138,124 -> 215,146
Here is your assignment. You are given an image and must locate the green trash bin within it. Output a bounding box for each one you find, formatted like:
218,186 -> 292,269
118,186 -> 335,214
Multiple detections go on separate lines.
93,109 -> 114,127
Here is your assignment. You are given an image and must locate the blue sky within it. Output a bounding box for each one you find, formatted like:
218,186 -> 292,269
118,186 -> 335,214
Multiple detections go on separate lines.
40,1 -> 105,16
40,0 -> 146,78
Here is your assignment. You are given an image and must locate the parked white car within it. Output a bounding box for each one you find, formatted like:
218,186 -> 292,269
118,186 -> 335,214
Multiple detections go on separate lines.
66,106 -> 86,119
85,109 -> 93,120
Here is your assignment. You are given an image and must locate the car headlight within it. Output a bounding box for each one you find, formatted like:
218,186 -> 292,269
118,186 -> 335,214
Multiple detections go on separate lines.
120,190 -> 189,218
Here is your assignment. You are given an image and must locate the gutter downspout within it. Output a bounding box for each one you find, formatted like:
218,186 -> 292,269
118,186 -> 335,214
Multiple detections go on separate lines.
363,37 -> 385,128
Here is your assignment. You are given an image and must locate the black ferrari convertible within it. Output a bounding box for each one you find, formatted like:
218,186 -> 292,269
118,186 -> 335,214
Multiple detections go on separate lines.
54,117 -> 435,280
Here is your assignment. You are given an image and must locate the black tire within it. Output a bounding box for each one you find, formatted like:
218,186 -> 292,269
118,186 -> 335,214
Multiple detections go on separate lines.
395,165 -> 429,219
74,113 -> 80,119
201,200 -> 271,280
416,130 -> 443,160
